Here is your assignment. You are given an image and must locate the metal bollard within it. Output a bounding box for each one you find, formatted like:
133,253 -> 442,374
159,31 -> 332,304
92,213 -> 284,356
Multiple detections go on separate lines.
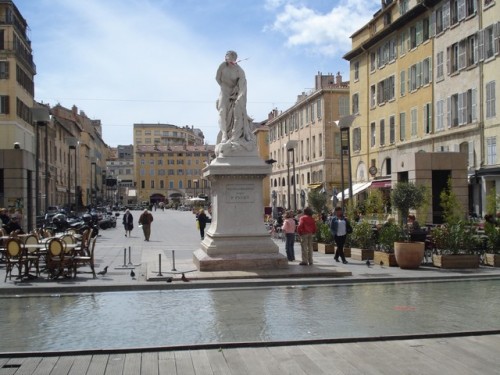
157,253 -> 163,276
171,250 -> 177,271
128,246 -> 133,265
123,248 -> 127,267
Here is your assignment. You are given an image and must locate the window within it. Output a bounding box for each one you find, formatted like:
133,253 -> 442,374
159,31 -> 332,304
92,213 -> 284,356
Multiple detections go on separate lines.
377,75 -> 395,104
380,119 -> 385,146
370,122 -> 376,147
436,99 -> 445,131
424,103 -> 432,134
370,85 -> 376,108
400,112 -> 406,141
0,61 -> 8,79
389,115 -> 395,144
353,128 -> 361,152
422,57 -> 432,85
354,61 -> 360,81
319,133 -> 323,156
484,25 -> 495,60
399,0 -> 409,15
487,137 -> 496,165
370,52 -> 376,72
411,108 -> 418,137
150,180 -> 155,188
317,98 -> 322,119
400,70 -> 405,96
352,93 -> 359,114
339,96 -> 349,116
437,51 -> 444,80
0,95 -> 9,114
486,81 -> 496,118
467,34 -> 477,66
466,0 -> 477,16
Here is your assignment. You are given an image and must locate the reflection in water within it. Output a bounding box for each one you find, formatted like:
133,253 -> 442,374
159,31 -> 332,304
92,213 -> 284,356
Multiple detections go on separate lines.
1,280 -> 500,352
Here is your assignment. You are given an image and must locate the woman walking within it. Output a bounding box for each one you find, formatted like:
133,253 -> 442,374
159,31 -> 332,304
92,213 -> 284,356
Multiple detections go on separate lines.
282,211 -> 296,261
123,209 -> 134,237
196,209 -> 209,240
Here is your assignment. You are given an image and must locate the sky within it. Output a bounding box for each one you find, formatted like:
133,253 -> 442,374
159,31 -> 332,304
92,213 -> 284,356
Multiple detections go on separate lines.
14,0 -> 380,147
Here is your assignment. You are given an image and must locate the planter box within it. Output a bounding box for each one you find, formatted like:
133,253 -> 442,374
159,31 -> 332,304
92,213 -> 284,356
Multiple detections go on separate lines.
350,247 -> 374,261
484,253 -> 500,267
432,254 -> 480,269
318,243 -> 335,254
374,251 -> 398,267
312,242 -> 318,252
344,247 -> 351,258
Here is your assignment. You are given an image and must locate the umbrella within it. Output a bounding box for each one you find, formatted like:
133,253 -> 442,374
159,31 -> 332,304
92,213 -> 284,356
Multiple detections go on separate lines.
187,197 -> 206,202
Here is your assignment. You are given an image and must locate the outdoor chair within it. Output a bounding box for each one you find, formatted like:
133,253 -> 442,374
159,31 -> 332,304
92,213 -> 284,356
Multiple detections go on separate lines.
4,238 -> 26,282
72,236 -> 97,278
46,238 -> 71,279
23,234 -> 41,277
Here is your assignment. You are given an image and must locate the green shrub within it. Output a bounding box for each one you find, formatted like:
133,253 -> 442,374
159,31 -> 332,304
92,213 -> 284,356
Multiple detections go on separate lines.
350,220 -> 375,250
377,222 -> 405,253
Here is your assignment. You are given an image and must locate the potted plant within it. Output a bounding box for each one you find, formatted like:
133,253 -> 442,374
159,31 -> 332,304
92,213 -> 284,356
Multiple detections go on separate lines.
349,219 -> 375,260
375,220 -> 404,266
317,222 -> 335,254
391,182 -> 427,269
483,222 -> 500,267
431,179 -> 480,269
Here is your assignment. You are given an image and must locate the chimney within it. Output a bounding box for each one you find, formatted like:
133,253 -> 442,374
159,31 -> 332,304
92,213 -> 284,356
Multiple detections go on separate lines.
72,105 -> 78,115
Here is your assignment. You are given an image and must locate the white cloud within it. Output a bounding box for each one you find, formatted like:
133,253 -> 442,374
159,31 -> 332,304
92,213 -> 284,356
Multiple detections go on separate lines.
267,0 -> 378,56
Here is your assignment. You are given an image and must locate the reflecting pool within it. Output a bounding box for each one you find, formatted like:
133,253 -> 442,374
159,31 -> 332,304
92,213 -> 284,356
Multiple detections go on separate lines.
1,279 -> 500,352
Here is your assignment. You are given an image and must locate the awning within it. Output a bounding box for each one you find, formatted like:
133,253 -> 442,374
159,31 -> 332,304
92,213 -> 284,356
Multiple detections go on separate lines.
335,182 -> 372,201
371,179 -> 392,188
308,183 -> 323,189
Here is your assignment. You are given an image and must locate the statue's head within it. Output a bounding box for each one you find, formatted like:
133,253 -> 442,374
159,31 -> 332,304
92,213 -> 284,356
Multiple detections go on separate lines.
225,50 -> 238,63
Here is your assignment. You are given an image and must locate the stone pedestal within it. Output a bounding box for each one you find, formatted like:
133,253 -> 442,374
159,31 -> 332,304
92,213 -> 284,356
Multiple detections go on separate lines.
193,154 -> 287,271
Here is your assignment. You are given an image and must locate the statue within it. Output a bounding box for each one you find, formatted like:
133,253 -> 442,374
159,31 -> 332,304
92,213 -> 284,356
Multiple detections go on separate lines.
215,50 -> 255,156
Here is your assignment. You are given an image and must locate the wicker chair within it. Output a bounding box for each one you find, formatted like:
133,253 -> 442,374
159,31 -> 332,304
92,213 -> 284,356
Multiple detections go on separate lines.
72,236 -> 97,278
4,238 -> 26,281
23,234 -> 41,277
46,238 -> 71,279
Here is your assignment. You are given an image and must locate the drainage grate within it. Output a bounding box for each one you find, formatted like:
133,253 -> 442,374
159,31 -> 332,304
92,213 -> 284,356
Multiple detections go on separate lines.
2,364 -> 22,369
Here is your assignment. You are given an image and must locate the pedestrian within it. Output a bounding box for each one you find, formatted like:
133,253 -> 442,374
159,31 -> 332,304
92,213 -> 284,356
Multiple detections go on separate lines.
282,211 -> 296,261
122,209 -> 134,237
196,208 -> 209,239
330,206 -> 352,264
297,207 -> 316,266
138,209 -> 153,241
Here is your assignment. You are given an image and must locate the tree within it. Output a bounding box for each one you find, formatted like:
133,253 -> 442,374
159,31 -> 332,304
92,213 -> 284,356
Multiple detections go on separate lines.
308,189 -> 327,214
391,182 -> 426,225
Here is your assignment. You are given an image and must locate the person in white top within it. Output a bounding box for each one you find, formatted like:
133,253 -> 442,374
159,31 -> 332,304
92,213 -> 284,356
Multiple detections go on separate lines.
329,207 -> 352,264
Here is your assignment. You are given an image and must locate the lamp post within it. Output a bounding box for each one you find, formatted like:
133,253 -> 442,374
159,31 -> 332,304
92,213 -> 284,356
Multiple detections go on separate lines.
335,115 -> 357,212
285,140 -> 298,212
66,137 -> 78,211
32,106 -> 50,217
90,157 -> 97,206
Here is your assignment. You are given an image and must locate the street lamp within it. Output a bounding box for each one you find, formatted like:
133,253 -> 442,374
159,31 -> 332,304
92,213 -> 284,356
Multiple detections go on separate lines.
286,140 -> 298,212
90,157 -> 97,206
335,115 -> 357,211
66,137 -> 78,211
32,105 -> 50,217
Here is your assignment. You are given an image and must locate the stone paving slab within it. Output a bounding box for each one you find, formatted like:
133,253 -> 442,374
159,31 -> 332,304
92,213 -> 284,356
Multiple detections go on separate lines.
1,209 -> 500,295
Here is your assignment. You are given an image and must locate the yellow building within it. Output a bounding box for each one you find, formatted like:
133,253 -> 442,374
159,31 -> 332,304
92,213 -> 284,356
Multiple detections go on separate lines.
344,0 -> 498,221
133,123 -> 214,204
267,72 -> 350,212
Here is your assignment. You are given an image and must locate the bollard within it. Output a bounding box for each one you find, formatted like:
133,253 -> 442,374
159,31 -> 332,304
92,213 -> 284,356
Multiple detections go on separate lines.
123,248 -> 127,267
157,253 -> 163,276
171,250 -> 177,271
128,246 -> 133,265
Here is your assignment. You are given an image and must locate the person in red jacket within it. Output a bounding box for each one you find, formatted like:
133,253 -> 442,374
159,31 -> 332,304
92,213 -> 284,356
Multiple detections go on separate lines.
297,207 -> 317,265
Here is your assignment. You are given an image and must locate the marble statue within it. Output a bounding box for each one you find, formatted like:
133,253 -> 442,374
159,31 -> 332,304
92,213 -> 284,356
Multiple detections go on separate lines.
215,50 -> 255,156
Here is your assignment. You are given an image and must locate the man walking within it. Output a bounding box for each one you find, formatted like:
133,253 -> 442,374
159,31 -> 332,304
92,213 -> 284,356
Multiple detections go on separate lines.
138,209 -> 154,241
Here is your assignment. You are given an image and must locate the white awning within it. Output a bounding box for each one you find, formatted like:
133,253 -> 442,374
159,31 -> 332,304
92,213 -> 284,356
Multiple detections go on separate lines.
334,181 -> 372,201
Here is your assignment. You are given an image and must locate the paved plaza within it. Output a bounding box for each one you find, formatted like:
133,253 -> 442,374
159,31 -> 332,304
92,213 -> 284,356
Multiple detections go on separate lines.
1,209 -> 500,374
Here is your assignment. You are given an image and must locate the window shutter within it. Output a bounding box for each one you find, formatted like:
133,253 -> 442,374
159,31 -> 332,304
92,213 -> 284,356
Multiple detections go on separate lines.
471,88 -> 477,121
468,141 -> 474,168
478,29 -> 484,61
429,56 -> 433,83
495,22 -> 500,55
446,46 -> 451,75
443,2 -> 450,29
458,0 -> 465,21
447,96 -> 451,128
430,11 -> 436,37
